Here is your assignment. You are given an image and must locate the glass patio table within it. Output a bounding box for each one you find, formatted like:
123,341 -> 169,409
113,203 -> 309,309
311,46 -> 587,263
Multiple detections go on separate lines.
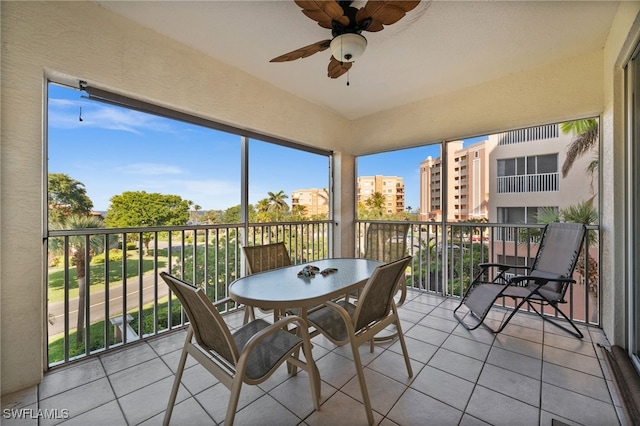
229,258 -> 383,317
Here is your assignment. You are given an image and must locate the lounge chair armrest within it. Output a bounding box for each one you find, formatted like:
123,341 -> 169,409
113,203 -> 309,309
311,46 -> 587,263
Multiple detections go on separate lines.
509,275 -> 576,286
478,262 -> 528,272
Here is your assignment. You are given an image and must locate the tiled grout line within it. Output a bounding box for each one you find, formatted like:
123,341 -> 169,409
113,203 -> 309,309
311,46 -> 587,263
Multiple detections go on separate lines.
451,305 -> 500,425
393,297 -> 491,423
538,319 -> 547,426
99,345 -> 133,425
359,296 -> 428,422
28,293 -> 622,426
149,317 -> 320,425
150,331 -> 221,425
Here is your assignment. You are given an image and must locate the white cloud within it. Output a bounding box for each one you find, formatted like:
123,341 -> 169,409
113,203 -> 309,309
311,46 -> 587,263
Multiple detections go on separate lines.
48,97 -> 177,135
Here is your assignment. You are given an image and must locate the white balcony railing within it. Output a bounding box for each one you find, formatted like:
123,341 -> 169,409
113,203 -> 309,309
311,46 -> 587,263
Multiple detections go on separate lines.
46,220 -> 332,367
356,219 -> 599,331
497,172 -> 559,193
47,219 -> 598,369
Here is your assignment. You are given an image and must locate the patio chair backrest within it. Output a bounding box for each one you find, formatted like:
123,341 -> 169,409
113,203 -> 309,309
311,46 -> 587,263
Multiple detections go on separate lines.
530,222 -> 586,295
353,256 -> 412,330
160,272 -> 238,366
243,242 -> 291,274
364,222 -> 410,262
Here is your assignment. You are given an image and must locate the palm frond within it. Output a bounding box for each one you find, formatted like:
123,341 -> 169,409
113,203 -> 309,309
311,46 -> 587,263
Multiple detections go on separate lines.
561,126 -> 598,177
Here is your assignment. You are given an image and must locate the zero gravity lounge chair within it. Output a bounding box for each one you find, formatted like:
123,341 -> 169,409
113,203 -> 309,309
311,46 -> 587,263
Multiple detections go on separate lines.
453,222 -> 587,338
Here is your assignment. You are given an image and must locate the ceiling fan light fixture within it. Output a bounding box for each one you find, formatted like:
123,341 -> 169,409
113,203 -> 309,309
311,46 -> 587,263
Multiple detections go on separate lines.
330,33 -> 367,63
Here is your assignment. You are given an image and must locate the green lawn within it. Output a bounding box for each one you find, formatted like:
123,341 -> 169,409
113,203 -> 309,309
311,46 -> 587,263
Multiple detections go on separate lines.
47,256 -> 168,303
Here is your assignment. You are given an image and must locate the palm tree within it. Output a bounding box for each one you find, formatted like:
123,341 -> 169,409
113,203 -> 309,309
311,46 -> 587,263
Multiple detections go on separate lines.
365,192 -> 386,218
533,201 -> 599,322
561,202 -> 599,322
292,204 -> 307,219
318,188 -> 329,203
560,119 -> 598,178
48,173 -> 94,224
192,204 -> 201,224
49,215 -> 111,343
256,198 -> 270,213
267,190 -> 289,214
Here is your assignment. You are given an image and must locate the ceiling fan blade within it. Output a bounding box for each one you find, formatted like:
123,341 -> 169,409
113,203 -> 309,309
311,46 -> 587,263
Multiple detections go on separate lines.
294,0 -> 349,30
327,57 -> 352,79
270,39 -> 332,62
356,0 -> 421,32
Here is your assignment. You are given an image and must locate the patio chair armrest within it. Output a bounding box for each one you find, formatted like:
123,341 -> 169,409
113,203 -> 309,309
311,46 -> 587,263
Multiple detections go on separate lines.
213,297 -> 236,309
213,297 -> 233,306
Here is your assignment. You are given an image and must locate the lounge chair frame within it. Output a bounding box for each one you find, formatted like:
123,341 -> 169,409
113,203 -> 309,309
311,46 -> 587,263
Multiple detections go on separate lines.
453,222 -> 587,339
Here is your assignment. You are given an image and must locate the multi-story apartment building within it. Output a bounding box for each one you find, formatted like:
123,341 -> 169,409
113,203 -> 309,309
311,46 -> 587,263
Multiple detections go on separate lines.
291,188 -> 329,217
357,175 -> 405,214
419,124 -> 596,225
420,140 -> 495,222
420,123 -> 597,281
488,123 -> 596,225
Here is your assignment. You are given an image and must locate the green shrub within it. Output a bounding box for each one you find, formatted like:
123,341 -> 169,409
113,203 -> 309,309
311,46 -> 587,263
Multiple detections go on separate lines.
49,254 -> 63,268
117,241 -> 139,250
91,249 -> 124,264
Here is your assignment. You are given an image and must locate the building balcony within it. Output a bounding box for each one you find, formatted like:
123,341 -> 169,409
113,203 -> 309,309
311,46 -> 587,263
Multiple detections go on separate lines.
1,290 -> 623,425
497,173 -> 559,193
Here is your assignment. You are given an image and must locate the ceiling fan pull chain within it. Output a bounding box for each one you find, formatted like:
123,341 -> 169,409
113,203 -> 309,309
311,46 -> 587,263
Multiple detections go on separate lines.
347,69 -> 350,86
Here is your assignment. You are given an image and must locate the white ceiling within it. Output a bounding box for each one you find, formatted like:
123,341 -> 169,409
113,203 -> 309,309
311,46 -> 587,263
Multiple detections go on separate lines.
96,0 -> 620,120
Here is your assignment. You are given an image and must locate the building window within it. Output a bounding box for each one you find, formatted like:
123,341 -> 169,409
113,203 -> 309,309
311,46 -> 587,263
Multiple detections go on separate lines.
496,206 -> 557,241
497,206 -> 557,224
497,154 -> 559,193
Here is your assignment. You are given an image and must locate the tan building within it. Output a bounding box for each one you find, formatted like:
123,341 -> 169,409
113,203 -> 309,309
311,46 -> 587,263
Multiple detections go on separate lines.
357,175 -> 405,214
420,124 -> 596,224
420,140 -> 495,222
291,188 -> 329,217
487,123 -> 598,271
489,123 -> 597,223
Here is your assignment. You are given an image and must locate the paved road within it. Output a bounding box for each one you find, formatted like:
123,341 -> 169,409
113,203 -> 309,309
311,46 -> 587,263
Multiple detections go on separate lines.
47,270 -> 170,338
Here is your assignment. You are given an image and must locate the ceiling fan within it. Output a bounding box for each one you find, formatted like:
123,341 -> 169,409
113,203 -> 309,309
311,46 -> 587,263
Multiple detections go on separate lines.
270,0 -> 422,81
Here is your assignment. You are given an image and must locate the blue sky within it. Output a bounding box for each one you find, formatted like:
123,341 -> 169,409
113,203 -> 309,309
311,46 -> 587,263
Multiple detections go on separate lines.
48,84 -> 482,212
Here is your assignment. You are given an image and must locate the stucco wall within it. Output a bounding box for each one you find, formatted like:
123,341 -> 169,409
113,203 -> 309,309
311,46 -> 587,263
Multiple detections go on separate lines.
601,1 -> 640,345
351,50 -> 605,154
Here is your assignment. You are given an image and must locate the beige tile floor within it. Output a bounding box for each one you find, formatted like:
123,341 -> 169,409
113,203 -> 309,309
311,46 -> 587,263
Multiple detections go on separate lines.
1,291 -> 629,426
